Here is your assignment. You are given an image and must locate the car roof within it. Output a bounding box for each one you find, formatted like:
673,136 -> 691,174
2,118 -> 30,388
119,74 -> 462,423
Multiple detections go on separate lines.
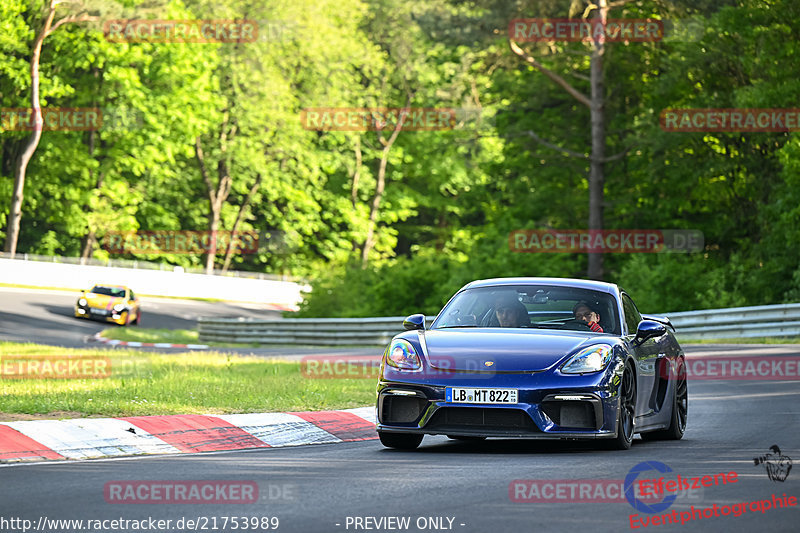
91,284 -> 129,290
461,277 -> 618,294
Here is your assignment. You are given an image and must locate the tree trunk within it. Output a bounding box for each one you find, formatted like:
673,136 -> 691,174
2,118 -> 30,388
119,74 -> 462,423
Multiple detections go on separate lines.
351,135 -> 362,251
588,1 -> 607,280
361,145 -> 389,266
221,173 -> 262,273
195,136 -> 232,275
360,111 -> 406,267
4,1 -> 58,256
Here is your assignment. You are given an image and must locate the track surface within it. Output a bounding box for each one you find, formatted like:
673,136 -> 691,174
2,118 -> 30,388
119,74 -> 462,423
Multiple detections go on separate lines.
2,358 -> 799,532
0,287 -> 378,357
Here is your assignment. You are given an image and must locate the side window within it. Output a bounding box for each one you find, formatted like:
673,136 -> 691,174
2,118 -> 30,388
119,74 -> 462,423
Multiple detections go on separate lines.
129,290 -> 136,300
621,293 -> 642,335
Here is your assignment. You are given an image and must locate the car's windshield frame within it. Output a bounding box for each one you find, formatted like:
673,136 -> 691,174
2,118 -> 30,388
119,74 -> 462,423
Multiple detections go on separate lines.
90,286 -> 127,298
431,284 -> 621,335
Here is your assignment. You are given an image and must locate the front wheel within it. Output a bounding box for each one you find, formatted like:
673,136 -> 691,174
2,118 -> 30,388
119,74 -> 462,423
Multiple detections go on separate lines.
641,358 -> 687,441
603,363 -> 636,450
378,431 -> 423,450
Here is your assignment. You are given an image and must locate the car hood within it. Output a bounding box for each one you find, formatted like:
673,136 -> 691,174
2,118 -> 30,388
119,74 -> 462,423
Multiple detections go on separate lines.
422,328 -> 605,372
85,294 -> 124,309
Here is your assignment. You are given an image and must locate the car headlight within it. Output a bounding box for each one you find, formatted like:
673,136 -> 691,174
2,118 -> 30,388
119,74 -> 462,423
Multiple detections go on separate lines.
385,339 -> 422,370
113,303 -> 126,312
78,298 -> 87,306
561,345 -> 613,374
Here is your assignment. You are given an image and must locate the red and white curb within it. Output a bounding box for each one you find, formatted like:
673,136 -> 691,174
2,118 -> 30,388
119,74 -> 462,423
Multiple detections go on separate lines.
0,407 -> 376,463
88,332 -> 209,350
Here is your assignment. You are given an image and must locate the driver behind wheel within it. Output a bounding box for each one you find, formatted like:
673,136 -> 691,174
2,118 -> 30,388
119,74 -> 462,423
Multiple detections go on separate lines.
493,295 -> 530,328
573,301 -> 603,332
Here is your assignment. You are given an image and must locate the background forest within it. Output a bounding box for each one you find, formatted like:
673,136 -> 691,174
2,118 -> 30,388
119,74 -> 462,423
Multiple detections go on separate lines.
2,0 -> 799,316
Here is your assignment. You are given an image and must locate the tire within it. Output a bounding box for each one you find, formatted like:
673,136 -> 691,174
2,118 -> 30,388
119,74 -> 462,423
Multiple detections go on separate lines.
132,310 -> 140,326
603,363 -> 636,450
640,358 -> 687,441
378,431 -> 423,450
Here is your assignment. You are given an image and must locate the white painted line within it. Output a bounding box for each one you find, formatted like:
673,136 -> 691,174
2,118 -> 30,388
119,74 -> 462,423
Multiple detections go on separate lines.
217,413 -> 341,447
1,418 -> 180,459
344,406 -> 377,425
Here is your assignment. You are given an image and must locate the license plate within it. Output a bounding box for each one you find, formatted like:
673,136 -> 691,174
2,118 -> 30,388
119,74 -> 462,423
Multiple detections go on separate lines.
446,387 -> 518,404
90,308 -> 106,315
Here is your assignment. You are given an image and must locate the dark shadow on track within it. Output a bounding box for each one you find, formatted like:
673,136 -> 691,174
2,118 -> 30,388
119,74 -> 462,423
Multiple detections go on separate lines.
380,437 -> 659,455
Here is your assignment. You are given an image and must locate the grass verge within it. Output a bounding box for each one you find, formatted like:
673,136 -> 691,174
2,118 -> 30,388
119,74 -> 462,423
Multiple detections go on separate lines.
98,327 -> 262,348
0,342 -> 376,418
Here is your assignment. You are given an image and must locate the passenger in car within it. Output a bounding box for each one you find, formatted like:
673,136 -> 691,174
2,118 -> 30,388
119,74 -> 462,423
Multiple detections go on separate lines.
573,301 -> 604,332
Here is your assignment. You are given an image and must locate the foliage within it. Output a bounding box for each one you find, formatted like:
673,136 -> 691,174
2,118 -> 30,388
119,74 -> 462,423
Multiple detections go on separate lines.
1,0 -> 799,315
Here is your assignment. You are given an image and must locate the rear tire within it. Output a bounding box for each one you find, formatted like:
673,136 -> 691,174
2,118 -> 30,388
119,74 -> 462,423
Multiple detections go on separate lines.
640,358 -> 687,441
603,363 -> 636,450
378,431 -> 423,450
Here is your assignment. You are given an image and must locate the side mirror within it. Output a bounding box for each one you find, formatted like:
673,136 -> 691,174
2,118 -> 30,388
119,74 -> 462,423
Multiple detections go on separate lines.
403,314 -> 426,331
633,320 -> 666,346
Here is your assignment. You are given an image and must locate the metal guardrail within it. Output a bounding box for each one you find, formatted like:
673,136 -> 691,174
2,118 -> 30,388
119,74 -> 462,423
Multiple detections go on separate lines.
198,316 -> 436,346
198,304 -> 800,345
667,303 -> 800,340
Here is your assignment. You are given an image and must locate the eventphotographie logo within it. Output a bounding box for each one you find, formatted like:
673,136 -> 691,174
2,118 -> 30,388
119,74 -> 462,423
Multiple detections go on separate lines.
754,445 -> 792,482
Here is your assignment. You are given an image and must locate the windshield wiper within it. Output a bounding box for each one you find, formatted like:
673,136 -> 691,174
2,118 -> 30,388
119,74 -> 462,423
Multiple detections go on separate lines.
434,325 -> 481,329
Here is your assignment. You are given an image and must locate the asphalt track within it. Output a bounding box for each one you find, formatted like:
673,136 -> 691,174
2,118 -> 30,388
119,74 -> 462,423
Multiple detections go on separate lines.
1,374 -> 799,533
1,288 -> 799,532
0,287 -> 376,356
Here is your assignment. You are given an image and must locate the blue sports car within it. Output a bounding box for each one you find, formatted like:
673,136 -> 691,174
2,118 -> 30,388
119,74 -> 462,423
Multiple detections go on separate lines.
376,277 -> 687,450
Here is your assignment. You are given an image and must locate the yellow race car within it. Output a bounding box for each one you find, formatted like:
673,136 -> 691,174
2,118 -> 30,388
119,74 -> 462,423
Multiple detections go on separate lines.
74,284 -> 141,326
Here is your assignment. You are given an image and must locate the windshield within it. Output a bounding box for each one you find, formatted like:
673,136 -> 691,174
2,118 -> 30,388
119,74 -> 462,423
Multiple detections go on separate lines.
90,286 -> 127,298
431,285 -> 620,335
